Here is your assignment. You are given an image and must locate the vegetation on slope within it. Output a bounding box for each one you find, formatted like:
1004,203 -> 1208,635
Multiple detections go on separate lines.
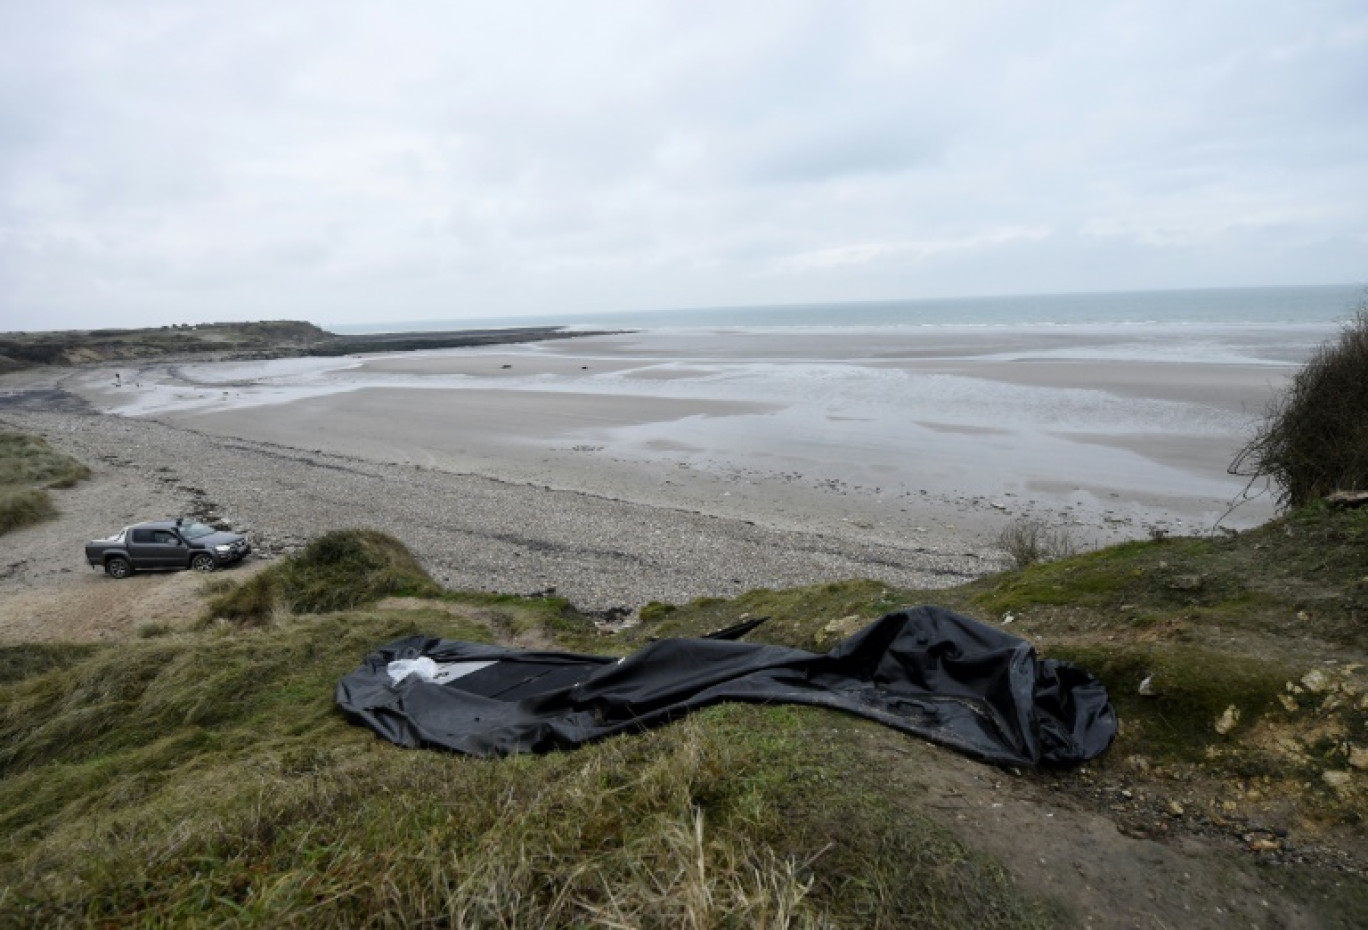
0,532 -> 1053,928
2,513 -> 1366,925
621,507 -> 1368,928
642,505 -> 1368,791
0,431 -> 90,535
202,528 -> 441,625
0,321 -> 327,372
1232,302 -> 1368,509
0,321 -> 612,372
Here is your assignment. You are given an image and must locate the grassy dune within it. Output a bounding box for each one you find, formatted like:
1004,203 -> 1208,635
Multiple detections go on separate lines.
1,533 -> 1050,927
0,432 -> 90,535
2,510 -> 1367,925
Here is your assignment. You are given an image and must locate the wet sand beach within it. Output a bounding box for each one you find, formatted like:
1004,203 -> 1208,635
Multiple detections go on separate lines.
75,326 -> 1311,540
1,323 -> 1318,632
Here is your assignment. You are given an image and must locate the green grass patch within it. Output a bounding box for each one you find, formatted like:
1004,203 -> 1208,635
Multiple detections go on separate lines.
624,579 -> 918,651
454,591 -> 609,651
1044,642 -> 1295,763
0,609 -> 492,805
970,538 -> 1215,615
0,643 -> 103,686
967,506 -> 1368,649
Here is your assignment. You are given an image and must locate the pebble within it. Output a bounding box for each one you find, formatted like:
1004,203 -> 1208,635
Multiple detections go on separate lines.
1301,669 -> 1331,693
1321,771 -> 1352,791
1214,705 -> 1240,736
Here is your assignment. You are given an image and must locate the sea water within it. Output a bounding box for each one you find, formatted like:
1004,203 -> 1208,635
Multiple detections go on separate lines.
331,283 -> 1362,334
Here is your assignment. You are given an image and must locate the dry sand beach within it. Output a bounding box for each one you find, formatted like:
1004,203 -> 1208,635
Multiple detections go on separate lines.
0,323 -> 1322,640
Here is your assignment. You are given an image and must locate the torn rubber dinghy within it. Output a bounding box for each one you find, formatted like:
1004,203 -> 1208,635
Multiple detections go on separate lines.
335,606 -> 1117,766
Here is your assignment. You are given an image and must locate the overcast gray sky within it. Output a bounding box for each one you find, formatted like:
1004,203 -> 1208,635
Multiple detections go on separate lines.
2,1 -> 1365,331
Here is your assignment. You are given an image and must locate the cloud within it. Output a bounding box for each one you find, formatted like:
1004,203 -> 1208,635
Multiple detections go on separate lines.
780,227 -> 1053,271
1,1 -> 1366,329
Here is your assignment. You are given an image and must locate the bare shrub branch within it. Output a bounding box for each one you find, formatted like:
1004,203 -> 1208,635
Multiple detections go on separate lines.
1230,303 -> 1368,511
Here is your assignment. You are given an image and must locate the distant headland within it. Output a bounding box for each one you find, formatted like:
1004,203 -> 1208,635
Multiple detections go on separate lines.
0,321 -> 620,374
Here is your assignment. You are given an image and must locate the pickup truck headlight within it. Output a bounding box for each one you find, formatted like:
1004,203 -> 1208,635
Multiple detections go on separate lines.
214,544 -> 232,554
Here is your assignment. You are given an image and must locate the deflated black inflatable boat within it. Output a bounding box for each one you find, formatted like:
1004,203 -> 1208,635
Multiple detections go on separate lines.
335,606 -> 1117,766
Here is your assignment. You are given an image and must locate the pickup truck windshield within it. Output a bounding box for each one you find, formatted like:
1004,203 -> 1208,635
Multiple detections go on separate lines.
179,522 -> 217,540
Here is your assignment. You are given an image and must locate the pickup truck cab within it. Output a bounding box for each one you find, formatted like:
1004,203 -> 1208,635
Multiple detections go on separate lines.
85,519 -> 251,578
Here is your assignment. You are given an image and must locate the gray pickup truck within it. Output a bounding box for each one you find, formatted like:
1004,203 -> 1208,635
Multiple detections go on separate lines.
85,518 -> 251,578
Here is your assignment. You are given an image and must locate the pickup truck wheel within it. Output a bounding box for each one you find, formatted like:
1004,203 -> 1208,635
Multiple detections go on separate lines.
105,557 -> 132,579
191,553 -> 216,572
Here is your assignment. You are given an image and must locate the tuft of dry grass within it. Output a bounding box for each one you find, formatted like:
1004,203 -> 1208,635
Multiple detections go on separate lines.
0,487 -> 56,535
0,431 -> 90,490
0,431 -> 89,534
994,517 -> 1079,569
